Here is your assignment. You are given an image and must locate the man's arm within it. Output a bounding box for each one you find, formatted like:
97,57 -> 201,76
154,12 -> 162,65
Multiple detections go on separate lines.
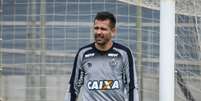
133,63 -> 139,101
124,50 -> 139,101
65,51 -> 84,101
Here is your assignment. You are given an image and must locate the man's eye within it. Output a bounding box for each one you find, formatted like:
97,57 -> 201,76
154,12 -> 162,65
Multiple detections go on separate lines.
94,27 -> 99,30
101,28 -> 107,30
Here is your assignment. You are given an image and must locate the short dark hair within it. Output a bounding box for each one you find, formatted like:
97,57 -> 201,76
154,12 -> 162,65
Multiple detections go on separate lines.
94,11 -> 116,28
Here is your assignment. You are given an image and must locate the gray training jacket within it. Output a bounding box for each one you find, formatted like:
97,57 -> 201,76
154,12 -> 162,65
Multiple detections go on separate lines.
65,42 -> 139,101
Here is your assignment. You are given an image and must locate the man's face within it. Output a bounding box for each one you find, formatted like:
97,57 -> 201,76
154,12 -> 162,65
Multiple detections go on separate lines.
93,19 -> 115,46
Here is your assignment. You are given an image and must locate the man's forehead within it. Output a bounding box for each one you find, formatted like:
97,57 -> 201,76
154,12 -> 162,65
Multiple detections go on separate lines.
94,19 -> 110,24
94,19 -> 111,26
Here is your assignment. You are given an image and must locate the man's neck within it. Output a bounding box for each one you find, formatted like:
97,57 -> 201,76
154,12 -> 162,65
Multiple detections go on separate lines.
95,41 -> 113,52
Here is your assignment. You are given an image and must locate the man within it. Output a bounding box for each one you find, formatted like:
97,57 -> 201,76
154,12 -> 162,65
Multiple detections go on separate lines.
65,11 -> 139,101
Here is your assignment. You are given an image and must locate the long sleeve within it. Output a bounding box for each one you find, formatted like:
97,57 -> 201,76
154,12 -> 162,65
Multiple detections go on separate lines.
65,50 -> 85,101
124,50 -> 139,101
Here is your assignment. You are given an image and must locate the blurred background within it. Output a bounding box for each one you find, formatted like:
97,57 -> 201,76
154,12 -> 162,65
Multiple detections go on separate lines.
0,0 -> 201,101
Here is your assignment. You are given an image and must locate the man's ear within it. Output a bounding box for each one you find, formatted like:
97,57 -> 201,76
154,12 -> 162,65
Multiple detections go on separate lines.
111,27 -> 116,37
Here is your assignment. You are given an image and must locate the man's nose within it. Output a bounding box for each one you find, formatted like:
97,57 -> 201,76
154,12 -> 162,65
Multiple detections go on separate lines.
96,29 -> 102,34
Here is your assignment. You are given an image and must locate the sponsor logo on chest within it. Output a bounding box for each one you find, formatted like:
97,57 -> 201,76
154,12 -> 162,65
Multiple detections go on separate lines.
85,53 -> 95,58
108,53 -> 118,57
87,80 -> 120,90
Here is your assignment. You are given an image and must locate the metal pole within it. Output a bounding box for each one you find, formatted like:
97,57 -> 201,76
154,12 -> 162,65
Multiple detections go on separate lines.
136,0 -> 143,100
0,0 -> 3,99
160,0 -> 175,101
26,0 -> 36,100
40,0 -> 46,101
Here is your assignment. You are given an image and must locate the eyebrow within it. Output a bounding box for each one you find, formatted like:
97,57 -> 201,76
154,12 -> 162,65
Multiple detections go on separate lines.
94,26 -> 108,30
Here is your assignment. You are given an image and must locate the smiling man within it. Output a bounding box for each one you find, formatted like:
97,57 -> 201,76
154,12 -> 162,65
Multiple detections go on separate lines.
65,11 -> 139,101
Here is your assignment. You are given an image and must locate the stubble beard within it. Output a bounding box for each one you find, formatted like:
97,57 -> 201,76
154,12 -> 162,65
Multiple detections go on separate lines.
95,34 -> 110,47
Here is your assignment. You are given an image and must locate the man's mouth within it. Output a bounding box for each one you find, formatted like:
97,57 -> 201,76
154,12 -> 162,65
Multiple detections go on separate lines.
95,35 -> 104,40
